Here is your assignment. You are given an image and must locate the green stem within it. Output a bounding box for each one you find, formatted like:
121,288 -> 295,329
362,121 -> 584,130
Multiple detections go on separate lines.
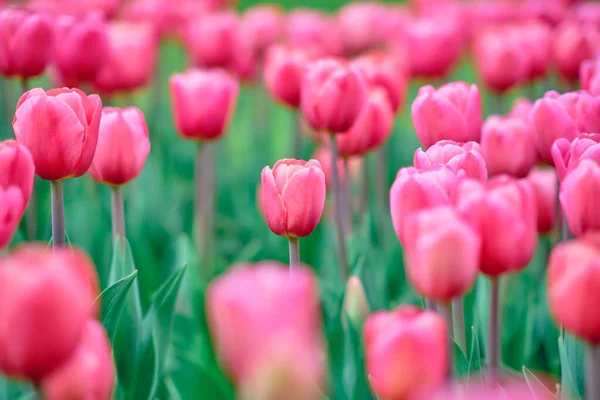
50,180 -> 65,248
586,344 -> 600,400
440,302 -> 454,378
452,297 -> 467,354
111,186 -> 126,247
329,135 -> 349,278
195,142 -> 216,279
488,277 -> 501,380
288,237 -> 300,268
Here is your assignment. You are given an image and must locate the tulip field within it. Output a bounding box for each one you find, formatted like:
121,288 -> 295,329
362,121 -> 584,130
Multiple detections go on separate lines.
2,0 -> 600,399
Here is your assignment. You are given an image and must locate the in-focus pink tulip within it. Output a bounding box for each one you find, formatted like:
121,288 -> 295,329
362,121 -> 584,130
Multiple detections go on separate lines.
530,90 -> 600,164
413,140 -> 487,182
263,45 -> 312,109
580,57 -> 600,96
411,82 -> 482,149
0,9 -> 53,79
89,107 -> 150,186
364,306 -> 448,400
54,13 -> 110,86
527,167 -> 556,235
260,159 -> 326,238
240,5 -> 283,60
481,115 -> 536,178
93,22 -> 159,95
184,11 -> 239,69
560,160 -> 600,237
552,134 -> 600,182
0,140 -> 35,212
403,207 -> 480,301
42,320 -> 115,400
13,88 -> 102,181
285,9 -> 343,57
170,69 -> 239,141
207,263 -> 326,395
0,246 -> 99,381
552,21 -> 600,83
301,58 -> 367,133
454,176 -> 537,277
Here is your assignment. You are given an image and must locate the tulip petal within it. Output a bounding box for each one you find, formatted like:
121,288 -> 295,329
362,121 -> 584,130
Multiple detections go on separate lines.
281,165 -> 326,237
261,166 -> 287,236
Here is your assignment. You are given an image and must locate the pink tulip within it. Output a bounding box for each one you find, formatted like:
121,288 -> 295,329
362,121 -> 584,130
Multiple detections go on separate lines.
552,21 -> 600,83
580,57 -> 600,96
430,379 -> 558,400
548,234 -> 600,344
0,187 -> 24,249
0,246 -> 99,381
301,58 -> 367,133
569,2 -> 600,26
364,306 -> 448,400
170,69 -> 239,141
413,140 -> 487,182
0,9 -> 53,79
411,82 -> 482,149
527,167 -> 556,235
123,0 -> 206,38
54,13 -> 110,86
28,0 -> 120,19
337,2 -> 387,55
560,160 -> 600,237
263,45 -> 312,109
509,97 -> 534,121
184,11 -> 239,69
312,147 -> 360,190
89,107 -> 150,186
42,320 -> 115,400
240,5 -> 284,60
481,115 -> 536,178
207,263 -> 325,394
403,207 -> 480,301
454,176 -> 537,277
521,21 -> 552,82
260,159 -> 326,238
92,22 -> 159,95
552,134 -> 600,182
13,88 -> 102,181
285,9 -> 343,57
0,140 -> 35,212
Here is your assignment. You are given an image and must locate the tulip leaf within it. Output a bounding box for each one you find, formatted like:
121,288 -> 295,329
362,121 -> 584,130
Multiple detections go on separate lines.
559,334 -> 585,399
468,327 -> 483,375
94,270 -> 138,343
522,366 -> 558,399
453,340 -> 470,377
167,354 -> 234,400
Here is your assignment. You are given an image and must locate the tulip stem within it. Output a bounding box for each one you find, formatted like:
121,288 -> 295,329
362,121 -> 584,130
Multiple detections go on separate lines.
452,297 -> 467,354
374,147 -> 388,244
111,186 -> 126,246
440,302 -> 454,378
288,237 -> 300,268
586,344 -> 600,400
195,142 -> 216,279
293,111 -> 302,159
488,277 -> 501,380
359,157 -> 368,219
50,180 -> 65,248
342,158 -> 352,235
329,134 -> 349,278
425,298 -> 437,312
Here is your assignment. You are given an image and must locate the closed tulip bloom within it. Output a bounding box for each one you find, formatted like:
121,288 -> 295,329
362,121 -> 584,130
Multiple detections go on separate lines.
414,140 -> 487,181
263,45 -> 311,109
0,140 -> 35,211
0,187 -> 24,249
89,107 -> 150,186
552,21 -> 600,82
170,69 -> 239,141
0,246 -> 99,381
184,11 -> 239,69
301,58 -> 368,133
0,9 -> 53,79
531,90 -> 600,164
552,134 -> 600,182
481,115 -> 536,178
527,167 -> 556,235
364,306 -> 448,400
260,159 -> 325,238
411,82 -> 482,149
580,57 -> 600,96
454,176 -> 537,277
522,21 -> 552,82
13,88 -> 102,181
42,320 -> 115,400
54,13 -> 110,86
337,2 -> 386,55
342,276 -> 370,328
403,207 -> 480,301
285,9 -> 343,57
509,97 -> 533,121
560,160 -> 600,237
241,5 -> 283,60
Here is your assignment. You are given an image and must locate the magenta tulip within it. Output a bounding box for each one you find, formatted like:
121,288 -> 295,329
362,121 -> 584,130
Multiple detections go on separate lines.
263,45 -> 312,109
527,167 -> 557,235
560,159 -> 600,237
552,134 -> 600,182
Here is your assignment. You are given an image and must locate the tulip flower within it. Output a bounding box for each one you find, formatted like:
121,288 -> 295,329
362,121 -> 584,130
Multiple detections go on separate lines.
337,2 -> 386,56
42,320 -> 115,400
263,45 -> 312,109
285,9 -> 343,57
527,167 -> 557,235
509,97 -> 533,121
481,115 -> 536,178
414,140 -> 487,182
184,11 -> 239,69
430,379 -> 559,399
560,159 -> 600,237
240,5 -> 284,61
312,147 -> 360,190
552,134 -> 600,183
0,187 -> 25,249
531,90 -> 600,165
0,245 -> 99,381
411,82 -> 482,149
364,306 -> 448,400
552,21 -> 600,83
580,57 -> 600,96
342,276 -> 370,329
207,263 -> 326,398
0,9 -> 53,80
521,21 -> 552,82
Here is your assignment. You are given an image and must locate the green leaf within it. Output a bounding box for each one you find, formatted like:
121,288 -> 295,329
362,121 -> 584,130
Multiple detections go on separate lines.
559,334 -> 585,399
95,270 -> 138,343
453,340 -> 470,377
522,366 -> 558,399
168,354 -> 234,400
468,326 -> 483,375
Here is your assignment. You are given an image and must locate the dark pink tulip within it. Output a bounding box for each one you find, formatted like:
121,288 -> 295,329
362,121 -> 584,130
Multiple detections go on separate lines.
285,9 -> 343,57
552,21 -> 600,83
580,57 -> 600,96
552,134 -> 600,182
13,88 -> 102,181
413,140 -> 487,182
481,115 -> 536,178
364,306 -> 448,400
300,58 -> 368,133
0,140 -> 35,212
240,5 -> 283,60
42,320 -> 115,400
170,69 -> 239,141
263,45 -> 312,109
0,246 -> 99,381
527,167 -> 556,235
454,176 -> 537,277
411,82 -> 482,149
531,90 -> 600,165
92,22 -> 159,95
560,160 -> 600,236
260,159 -> 326,238
0,9 -> 53,79
54,13 -> 110,86
184,11 -> 239,69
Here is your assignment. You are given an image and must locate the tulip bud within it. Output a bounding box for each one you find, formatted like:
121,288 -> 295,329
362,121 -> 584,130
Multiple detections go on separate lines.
521,21 -> 552,82
560,160 -> 600,237
364,306 -> 448,400
89,107 -> 150,186
531,90 -> 600,165
263,45 -> 311,109
0,140 -> 35,212
581,57 -> 600,96
13,88 -> 102,181
285,9 -> 344,57
260,159 -> 326,238
42,320 -> 115,400
552,21 -> 600,83
170,69 -> 239,141
0,187 -> 24,249
240,5 -> 284,60
481,115 -> 536,178
411,82 -> 482,149
184,11 -> 239,69
0,246 -> 100,381
342,276 -> 370,329
552,134 -> 600,182
509,97 -> 533,121
414,140 -> 487,181
337,2 -> 386,55
0,9 -> 53,79
527,167 -> 557,235
300,58 -> 368,133
454,176 -> 537,277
